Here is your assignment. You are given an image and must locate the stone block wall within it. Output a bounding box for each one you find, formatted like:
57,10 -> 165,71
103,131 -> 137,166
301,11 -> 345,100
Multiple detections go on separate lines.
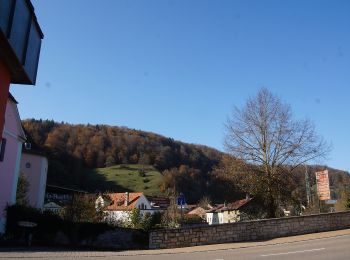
149,211 -> 350,249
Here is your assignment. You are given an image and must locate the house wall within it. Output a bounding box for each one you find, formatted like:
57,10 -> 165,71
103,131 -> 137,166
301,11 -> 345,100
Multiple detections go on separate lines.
135,195 -> 152,210
150,211 -> 350,249
222,210 -> 240,223
104,211 -> 130,224
0,100 -> 24,233
20,153 -> 48,209
0,60 -> 11,136
206,212 -> 221,225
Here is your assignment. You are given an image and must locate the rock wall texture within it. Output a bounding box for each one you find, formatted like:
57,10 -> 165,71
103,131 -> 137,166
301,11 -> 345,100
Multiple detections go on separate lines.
150,211 -> 350,249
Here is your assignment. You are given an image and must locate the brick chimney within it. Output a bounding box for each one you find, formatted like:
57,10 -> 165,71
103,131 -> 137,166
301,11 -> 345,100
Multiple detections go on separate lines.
124,192 -> 129,206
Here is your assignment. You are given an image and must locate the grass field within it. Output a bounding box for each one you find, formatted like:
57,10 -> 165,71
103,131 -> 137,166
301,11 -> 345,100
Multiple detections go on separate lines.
84,164 -> 164,195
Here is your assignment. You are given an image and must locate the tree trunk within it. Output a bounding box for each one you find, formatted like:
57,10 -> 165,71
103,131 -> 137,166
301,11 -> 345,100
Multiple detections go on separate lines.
267,195 -> 277,218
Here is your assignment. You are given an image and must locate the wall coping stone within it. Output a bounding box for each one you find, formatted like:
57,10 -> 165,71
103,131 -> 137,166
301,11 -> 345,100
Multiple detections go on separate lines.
149,211 -> 350,249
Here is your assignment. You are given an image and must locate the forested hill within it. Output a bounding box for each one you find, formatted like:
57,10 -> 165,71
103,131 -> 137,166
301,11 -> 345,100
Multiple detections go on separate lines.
22,119 -> 227,201
22,119 -> 350,204
23,119 -> 223,170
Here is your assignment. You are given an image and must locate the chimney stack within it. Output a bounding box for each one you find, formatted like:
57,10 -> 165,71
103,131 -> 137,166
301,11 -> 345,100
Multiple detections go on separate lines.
124,192 -> 129,206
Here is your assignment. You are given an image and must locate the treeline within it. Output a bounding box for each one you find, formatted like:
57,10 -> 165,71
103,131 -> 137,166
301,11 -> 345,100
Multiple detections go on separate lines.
23,119 -> 235,202
23,119 -> 222,170
216,155 -> 350,212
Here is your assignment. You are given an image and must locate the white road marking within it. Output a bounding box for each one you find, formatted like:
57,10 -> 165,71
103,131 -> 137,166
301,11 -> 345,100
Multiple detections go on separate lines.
261,247 -> 325,257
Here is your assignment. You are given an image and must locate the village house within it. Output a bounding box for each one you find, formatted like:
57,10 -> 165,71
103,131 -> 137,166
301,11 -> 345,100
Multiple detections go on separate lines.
187,205 -> 212,220
0,94 -> 26,233
43,185 -> 87,214
0,0 -> 43,143
96,192 -> 155,223
0,0 -> 43,234
20,151 -> 48,209
206,198 -> 253,225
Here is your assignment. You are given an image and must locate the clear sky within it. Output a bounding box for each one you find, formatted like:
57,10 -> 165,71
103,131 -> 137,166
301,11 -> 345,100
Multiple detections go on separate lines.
11,0 -> 350,171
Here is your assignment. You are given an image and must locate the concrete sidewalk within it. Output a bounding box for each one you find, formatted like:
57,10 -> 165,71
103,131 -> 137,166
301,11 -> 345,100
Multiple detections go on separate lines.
1,228 -> 350,258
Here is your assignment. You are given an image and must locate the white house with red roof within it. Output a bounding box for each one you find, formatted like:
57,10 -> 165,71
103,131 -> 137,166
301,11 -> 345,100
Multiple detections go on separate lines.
96,192 -> 154,224
206,198 -> 253,225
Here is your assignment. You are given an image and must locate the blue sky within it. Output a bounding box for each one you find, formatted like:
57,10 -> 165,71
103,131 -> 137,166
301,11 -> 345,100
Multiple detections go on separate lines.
11,0 -> 350,171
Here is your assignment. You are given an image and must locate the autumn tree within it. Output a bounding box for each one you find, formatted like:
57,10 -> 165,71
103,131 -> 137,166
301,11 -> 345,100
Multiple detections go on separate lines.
126,208 -> 153,231
105,155 -> 116,167
61,194 -> 99,223
198,196 -> 212,210
16,173 -> 29,206
224,88 -> 330,218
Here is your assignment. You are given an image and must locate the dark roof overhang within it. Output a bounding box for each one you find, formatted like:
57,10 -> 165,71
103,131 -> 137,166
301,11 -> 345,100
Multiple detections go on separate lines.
0,0 -> 44,85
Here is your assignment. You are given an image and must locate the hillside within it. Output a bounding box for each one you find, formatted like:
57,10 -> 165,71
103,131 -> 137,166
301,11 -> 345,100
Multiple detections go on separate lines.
83,164 -> 164,196
22,119 -> 230,203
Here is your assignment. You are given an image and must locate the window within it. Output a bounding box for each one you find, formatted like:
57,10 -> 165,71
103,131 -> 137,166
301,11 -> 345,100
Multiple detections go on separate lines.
0,138 -> 6,161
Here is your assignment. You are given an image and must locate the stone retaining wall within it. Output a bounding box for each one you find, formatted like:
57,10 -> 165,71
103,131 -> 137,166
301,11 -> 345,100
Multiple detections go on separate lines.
149,211 -> 350,249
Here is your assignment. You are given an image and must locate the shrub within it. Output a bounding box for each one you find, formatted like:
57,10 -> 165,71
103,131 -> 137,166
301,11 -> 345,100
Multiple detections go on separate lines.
180,215 -> 207,226
16,174 -> 29,206
61,194 -> 100,223
126,209 -> 161,231
4,204 -> 115,247
5,205 -> 65,245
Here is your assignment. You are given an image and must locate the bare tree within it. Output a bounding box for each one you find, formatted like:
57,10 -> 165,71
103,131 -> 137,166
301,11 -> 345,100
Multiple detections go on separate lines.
224,88 -> 330,217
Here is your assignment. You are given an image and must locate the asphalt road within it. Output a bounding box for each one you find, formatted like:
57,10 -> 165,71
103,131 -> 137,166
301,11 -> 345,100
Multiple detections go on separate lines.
1,232 -> 350,260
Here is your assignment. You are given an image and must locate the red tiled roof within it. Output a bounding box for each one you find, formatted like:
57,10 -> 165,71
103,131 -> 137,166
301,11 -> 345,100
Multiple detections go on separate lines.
227,198 -> 252,210
105,192 -> 143,211
187,207 -> 207,217
208,198 -> 252,213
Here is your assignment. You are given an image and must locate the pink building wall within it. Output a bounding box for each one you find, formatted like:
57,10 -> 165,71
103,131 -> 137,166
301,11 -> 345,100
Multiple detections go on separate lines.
20,153 -> 48,209
0,60 -> 11,138
0,97 -> 26,233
